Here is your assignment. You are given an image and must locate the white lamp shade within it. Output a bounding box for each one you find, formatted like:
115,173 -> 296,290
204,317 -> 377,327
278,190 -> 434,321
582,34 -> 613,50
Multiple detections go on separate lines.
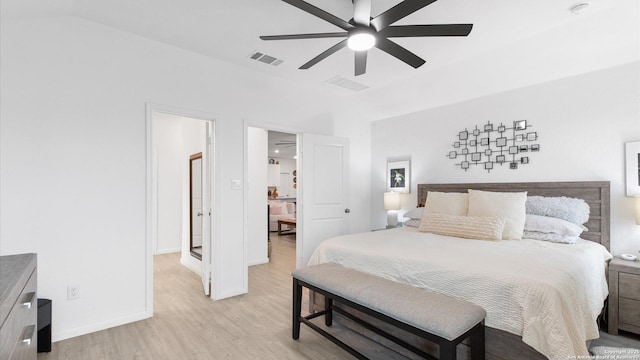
384,192 -> 401,210
635,197 -> 640,225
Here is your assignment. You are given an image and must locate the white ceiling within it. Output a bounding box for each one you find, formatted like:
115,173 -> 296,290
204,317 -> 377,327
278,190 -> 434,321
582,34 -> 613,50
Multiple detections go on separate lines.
268,131 -> 297,159
2,0 -> 636,106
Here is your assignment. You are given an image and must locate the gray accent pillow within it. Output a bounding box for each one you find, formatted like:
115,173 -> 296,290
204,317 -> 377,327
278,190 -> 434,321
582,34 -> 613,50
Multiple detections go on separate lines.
526,196 -> 590,225
523,230 -> 579,244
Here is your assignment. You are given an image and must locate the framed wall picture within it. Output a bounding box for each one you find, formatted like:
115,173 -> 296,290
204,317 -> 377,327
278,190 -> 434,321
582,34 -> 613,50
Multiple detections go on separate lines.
387,160 -> 410,193
626,141 -> 640,196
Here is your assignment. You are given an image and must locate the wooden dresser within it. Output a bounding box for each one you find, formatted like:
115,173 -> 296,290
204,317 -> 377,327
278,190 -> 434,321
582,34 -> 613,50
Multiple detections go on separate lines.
608,257 -> 640,335
0,254 -> 37,360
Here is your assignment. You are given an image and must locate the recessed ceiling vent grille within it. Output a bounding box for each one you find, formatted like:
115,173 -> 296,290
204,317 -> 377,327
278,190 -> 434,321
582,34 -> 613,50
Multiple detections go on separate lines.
325,76 -> 369,92
248,51 -> 284,66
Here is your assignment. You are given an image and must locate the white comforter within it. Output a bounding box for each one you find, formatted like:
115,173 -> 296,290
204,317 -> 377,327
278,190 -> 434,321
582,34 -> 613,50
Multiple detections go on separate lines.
307,227 -> 612,360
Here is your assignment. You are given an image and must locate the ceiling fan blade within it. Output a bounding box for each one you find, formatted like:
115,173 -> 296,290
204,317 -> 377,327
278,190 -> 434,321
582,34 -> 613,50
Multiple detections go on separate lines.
375,38 -> 425,69
354,51 -> 367,76
370,0 -> 437,31
282,0 -> 354,30
353,0 -> 372,26
381,24 -> 473,37
299,39 -> 348,69
260,32 -> 348,41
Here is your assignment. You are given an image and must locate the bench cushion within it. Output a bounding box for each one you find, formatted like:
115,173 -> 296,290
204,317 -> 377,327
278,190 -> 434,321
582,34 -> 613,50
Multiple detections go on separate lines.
293,262 -> 486,341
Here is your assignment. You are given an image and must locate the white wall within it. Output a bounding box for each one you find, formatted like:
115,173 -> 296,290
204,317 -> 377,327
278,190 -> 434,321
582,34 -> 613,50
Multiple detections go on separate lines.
153,113 -> 184,254
153,112 -> 206,269
178,115 -> 207,272
247,128 -> 268,266
0,16 -> 338,341
334,111 -> 373,234
371,62 -> 640,255
273,157 -> 297,199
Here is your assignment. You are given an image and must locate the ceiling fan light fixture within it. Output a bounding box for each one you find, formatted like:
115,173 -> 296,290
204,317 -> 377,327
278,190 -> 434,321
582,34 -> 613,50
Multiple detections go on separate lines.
347,32 -> 376,51
261,0 -> 474,75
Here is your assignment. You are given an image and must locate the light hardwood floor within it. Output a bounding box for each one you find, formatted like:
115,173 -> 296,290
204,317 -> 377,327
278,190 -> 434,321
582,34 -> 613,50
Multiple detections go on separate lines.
39,233 -> 640,359
39,234 -> 357,360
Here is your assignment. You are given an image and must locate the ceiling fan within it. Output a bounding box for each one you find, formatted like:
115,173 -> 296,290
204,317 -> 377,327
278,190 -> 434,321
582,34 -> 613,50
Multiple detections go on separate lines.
274,140 -> 296,147
260,0 -> 473,76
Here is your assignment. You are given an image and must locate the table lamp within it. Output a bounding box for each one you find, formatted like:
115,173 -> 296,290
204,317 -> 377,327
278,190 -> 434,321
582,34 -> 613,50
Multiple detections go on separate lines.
384,192 -> 401,227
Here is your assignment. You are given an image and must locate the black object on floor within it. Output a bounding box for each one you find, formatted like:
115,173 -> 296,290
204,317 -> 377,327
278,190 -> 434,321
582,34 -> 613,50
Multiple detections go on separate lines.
37,298 -> 52,353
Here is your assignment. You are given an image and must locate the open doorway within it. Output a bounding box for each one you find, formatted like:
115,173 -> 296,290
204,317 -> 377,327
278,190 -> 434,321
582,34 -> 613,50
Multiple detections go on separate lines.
247,128 -> 297,270
267,130 -> 298,264
148,108 -> 215,305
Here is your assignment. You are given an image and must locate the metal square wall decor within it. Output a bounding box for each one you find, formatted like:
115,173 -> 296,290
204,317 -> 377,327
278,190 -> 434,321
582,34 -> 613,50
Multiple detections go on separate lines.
447,120 -> 540,173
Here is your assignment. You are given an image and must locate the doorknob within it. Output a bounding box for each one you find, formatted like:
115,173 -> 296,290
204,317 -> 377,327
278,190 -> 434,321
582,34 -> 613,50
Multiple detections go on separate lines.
197,212 -> 203,216
344,208 -> 350,213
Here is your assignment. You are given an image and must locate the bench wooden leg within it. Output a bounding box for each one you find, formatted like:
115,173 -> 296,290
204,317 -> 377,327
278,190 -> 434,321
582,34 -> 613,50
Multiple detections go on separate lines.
470,322 -> 485,360
439,341 -> 457,360
325,296 -> 333,327
292,279 -> 302,340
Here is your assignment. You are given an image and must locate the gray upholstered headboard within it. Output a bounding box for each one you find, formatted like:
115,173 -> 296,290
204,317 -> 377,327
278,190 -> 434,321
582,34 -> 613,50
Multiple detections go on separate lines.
417,181 -> 610,250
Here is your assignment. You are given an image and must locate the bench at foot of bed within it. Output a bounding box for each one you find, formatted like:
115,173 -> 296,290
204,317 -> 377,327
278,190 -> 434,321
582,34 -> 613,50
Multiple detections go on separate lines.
292,262 -> 486,360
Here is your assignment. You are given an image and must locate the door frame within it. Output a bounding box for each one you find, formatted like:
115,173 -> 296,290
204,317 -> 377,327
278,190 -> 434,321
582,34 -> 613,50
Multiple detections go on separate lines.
145,103 -> 219,314
243,121 -> 303,274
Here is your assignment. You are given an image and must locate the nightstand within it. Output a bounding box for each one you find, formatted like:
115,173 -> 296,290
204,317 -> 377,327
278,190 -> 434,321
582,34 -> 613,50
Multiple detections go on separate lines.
608,257 -> 640,335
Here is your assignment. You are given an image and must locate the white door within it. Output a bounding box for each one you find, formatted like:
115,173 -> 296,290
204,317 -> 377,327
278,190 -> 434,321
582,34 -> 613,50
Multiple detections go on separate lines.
299,134 -> 349,268
201,122 -> 213,296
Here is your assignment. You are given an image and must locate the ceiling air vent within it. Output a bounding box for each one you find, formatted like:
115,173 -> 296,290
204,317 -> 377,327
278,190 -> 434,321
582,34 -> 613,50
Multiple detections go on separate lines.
248,51 -> 284,67
325,76 -> 369,92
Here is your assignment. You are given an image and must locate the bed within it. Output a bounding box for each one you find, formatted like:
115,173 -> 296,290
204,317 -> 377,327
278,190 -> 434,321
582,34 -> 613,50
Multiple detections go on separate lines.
307,181 -> 611,360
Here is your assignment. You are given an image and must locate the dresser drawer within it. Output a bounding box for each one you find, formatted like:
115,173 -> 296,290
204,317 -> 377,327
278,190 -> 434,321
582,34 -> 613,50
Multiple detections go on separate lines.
619,297 -> 640,328
619,273 -> 640,301
0,270 -> 37,360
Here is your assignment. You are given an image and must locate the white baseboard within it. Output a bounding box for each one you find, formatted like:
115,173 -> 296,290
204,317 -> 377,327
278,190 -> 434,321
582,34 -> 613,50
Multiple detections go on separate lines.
52,309 -> 152,342
248,257 -> 269,266
154,247 -> 181,255
213,287 -> 247,300
180,256 -> 202,275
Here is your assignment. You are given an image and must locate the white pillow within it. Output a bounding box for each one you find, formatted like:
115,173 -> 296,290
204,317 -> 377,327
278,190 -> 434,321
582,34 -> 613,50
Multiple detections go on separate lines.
403,207 -> 424,220
424,191 -> 469,216
467,189 -> 527,240
270,202 -> 289,215
524,214 -> 586,237
418,213 -> 506,241
269,206 -> 283,215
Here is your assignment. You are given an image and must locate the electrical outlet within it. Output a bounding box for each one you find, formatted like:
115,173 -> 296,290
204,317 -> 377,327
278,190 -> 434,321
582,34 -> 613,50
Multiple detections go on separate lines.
67,285 -> 80,300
